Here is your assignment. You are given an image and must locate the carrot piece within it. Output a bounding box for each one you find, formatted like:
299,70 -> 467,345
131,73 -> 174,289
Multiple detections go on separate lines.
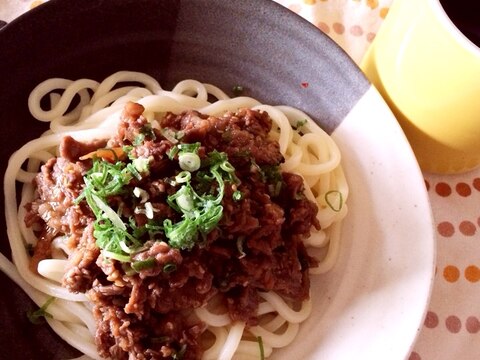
79,147 -> 126,162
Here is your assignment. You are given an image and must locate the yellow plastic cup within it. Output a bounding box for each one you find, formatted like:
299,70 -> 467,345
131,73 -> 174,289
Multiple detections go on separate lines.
361,0 -> 480,174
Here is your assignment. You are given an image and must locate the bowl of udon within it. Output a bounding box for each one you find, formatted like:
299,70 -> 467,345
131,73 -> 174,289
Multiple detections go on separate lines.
0,1 -> 435,359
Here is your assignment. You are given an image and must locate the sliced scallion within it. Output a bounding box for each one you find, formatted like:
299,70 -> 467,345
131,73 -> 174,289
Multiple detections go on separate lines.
102,249 -> 131,262
325,190 -> 343,212
257,336 -> 265,360
163,263 -> 177,273
175,171 -> 192,184
178,153 -> 201,172
131,258 -> 156,272
27,296 -> 56,325
91,193 -> 126,230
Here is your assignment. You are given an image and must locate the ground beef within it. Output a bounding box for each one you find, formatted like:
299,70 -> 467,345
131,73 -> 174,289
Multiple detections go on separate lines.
24,102 -> 320,359
60,135 -> 107,162
62,222 -> 101,293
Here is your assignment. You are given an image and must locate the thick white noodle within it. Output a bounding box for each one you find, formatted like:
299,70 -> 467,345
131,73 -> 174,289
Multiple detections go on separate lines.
2,71 -> 348,359
195,306 -> 231,327
262,315 -> 287,333
37,259 -> 68,283
28,79 -> 99,122
258,292 -> 312,324
248,322 -> 299,349
202,327 -> 228,360
218,322 -> 246,360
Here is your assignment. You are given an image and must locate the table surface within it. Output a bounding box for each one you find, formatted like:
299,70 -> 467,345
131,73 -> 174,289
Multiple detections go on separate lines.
1,1 -> 480,359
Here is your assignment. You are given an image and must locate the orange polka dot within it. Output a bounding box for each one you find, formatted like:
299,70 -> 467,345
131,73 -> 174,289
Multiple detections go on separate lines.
30,0 -> 45,9
435,182 -> 451,196
465,265 -> 480,282
366,0 -> 379,10
366,32 -> 376,42
437,221 -> 455,237
456,182 -> 472,196
303,0 -> 316,4
317,22 -> 330,34
350,25 -> 364,36
473,178 -> 480,191
443,265 -> 460,282
380,7 -> 390,19
332,22 -> 345,35
459,221 -> 476,236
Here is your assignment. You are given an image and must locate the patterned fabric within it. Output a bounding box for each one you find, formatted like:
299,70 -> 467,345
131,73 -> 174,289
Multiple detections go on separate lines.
1,0 -> 479,359
275,0 -> 392,64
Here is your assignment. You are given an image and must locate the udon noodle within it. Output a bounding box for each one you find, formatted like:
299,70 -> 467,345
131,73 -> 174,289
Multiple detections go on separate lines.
1,71 -> 348,359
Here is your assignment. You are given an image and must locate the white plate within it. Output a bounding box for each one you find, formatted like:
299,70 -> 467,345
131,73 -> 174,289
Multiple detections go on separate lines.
279,86 -> 436,360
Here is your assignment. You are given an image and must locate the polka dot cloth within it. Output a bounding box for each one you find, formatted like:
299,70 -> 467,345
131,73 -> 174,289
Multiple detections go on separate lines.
1,0 -> 480,359
420,172 -> 480,359
275,0 -> 393,63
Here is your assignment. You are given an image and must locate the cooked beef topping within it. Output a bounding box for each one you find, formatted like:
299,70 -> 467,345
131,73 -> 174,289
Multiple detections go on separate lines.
25,102 -> 320,359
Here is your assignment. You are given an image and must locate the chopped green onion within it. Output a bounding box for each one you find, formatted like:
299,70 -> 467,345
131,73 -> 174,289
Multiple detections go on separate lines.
232,85 -> 244,96
140,124 -> 156,140
132,157 -> 150,173
172,344 -> 187,360
168,184 -> 196,213
220,161 -> 235,173
163,263 -> 177,273
294,119 -> 307,129
119,241 -> 135,254
133,133 -> 145,146
178,153 -> 201,172
178,143 -> 201,153
134,202 -> 156,219
131,258 -> 156,272
161,128 -> 180,144
176,192 -> 194,212
268,181 -> 282,197
126,163 -> 142,180
133,187 -> 149,203
175,131 -> 185,140
168,142 -> 200,160
257,336 -> 265,360
144,202 -> 155,219
175,171 -> 192,184
233,190 -> 243,201
27,297 -> 56,325
91,193 -> 126,230
122,263 -> 136,277
163,218 -> 199,250
145,221 -> 164,238
162,148 -> 239,250
325,190 -> 343,212
102,249 -> 131,262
